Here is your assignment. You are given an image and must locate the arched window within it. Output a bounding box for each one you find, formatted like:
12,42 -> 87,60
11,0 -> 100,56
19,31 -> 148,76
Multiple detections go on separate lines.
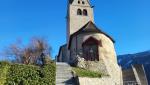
82,1 -> 85,4
82,37 -> 100,61
77,9 -> 82,15
83,9 -> 88,16
78,1 -> 80,4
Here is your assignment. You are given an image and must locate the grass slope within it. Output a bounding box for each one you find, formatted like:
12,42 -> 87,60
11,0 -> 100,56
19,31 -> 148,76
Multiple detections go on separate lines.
72,67 -> 103,78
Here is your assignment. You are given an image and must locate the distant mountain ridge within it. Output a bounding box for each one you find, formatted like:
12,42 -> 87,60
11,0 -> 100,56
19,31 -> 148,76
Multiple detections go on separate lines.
118,50 -> 150,69
118,50 -> 150,84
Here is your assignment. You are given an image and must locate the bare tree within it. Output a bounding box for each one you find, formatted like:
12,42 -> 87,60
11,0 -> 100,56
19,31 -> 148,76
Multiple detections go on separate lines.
30,37 -> 52,65
3,37 -> 52,65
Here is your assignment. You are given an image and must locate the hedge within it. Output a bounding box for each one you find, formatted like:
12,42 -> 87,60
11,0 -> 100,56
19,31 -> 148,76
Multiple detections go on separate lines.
0,61 -> 56,85
0,62 -> 10,85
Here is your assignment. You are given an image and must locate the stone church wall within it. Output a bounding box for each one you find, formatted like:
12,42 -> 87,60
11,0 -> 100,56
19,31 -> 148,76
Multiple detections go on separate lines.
78,77 -> 122,85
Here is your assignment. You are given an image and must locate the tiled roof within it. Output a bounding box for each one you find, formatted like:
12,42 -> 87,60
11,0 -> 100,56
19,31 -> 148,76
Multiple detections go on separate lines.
68,21 -> 115,49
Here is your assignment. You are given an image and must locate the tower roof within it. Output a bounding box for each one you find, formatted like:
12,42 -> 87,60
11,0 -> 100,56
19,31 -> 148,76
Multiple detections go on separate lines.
69,0 -> 74,4
68,0 -> 92,6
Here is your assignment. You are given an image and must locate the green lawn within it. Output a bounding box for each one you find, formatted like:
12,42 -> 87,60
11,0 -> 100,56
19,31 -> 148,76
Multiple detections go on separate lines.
72,67 -> 103,78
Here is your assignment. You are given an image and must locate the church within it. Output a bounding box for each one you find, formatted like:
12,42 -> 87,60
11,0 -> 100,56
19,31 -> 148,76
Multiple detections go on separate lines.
57,0 -> 117,64
57,0 -> 122,84
56,0 -> 149,85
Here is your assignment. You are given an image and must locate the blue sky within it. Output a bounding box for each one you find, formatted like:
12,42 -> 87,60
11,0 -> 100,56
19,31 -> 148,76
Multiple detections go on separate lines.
0,0 -> 150,60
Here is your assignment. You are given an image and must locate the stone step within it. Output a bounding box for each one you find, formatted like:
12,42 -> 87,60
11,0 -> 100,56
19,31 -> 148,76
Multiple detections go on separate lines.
56,71 -> 72,73
57,67 -> 71,68
56,69 -> 72,71
56,74 -> 72,78
56,62 -> 74,85
57,70 -> 72,72
56,66 -> 71,68
56,64 -> 70,66
57,66 -> 71,68
56,79 -> 74,84
56,62 -> 69,64
57,68 -> 71,70
57,65 -> 69,68
56,74 -> 73,78
56,83 -> 74,85
56,79 -> 73,82
56,72 -> 72,74
56,65 -> 70,67
56,68 -> 71,70
56,73 -> 73,77
57,64 -> 70,66
56,70 -> 72,73
56,76 -> 73,79
57,71 -> 71,73
56,82 -> 75,85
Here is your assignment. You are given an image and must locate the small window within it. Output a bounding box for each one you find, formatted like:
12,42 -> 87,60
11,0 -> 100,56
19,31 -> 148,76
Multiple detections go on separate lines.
77,9 -> 82,15
82,1 -> 85,4
78,1 -> 80,4
83,9 -> 88,16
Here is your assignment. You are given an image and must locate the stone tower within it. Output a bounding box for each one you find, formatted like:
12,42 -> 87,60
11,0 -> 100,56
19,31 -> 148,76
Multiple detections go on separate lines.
67,0 -> 94,42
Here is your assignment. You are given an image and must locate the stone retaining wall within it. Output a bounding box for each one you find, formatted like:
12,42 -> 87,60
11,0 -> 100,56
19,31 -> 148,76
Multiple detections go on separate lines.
78,77 -> 122,85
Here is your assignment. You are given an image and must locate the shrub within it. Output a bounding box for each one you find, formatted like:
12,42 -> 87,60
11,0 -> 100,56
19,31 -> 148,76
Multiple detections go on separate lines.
0,61 -> 10,85
72,67 -> 103,78
0,61 -> 56,85
40,63 -> 56,85
5,64 -> 41,85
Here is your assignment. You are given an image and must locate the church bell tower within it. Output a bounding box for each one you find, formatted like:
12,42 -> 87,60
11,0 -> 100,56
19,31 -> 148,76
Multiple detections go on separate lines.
67,0 -> 94,42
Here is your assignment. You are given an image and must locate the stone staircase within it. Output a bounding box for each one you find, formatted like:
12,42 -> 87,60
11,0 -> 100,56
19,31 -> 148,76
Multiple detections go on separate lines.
56,62 -> 75,85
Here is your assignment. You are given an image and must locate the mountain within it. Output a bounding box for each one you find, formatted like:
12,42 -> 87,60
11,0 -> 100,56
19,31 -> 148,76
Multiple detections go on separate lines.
118,50 -> 150,84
